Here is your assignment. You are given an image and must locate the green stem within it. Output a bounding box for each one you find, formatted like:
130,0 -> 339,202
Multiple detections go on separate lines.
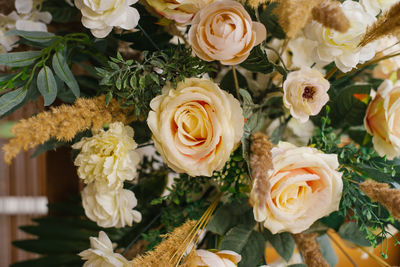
232,65 -> 241,102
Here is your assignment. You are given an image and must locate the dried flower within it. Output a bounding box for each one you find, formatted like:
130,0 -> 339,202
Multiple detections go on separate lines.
360,180 -> 400,220
292,233 -> 329,267
359,2 -> 400,47
312,0 -> 350,33
3,95 -> 134,164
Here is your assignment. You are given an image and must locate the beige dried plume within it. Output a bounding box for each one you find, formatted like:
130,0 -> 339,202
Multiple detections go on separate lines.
239,0 -> 277,9
274,0 -> 322,38
312,0 -> 350,33
130,220 -> 197,267
249,132 -> 274,212
3,95 -> 135,164
360,180 -> 400,220
292,233 -> 329,267
359,2 -> 400,47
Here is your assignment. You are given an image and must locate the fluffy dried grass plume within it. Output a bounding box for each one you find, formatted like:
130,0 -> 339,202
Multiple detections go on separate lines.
249,132 -> 273,210
360,180 -> 400,220
130,220 -> 197,267
274,0 -> 322,38
292,233 -> 329,267
239,0 -> 277,9
359,2 -> 400,47
312,0 -> 350,33
3,95 -> 134,164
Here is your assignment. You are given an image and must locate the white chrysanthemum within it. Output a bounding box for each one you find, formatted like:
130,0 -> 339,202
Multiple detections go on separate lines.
72,122 -> 140,190
74,0 -> 140,38
82,183 -> 142,228
79,231 -> 130,267
305,0 -> 377,73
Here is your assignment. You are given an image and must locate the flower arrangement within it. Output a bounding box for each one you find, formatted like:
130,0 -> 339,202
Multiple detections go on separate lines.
2,0 -> 400,266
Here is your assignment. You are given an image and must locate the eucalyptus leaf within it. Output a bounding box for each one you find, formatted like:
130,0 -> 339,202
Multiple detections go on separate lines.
0,87 -> 27,116
52,50 -> 80,97
6,30 -> 55,43
0,51 -> 41,67
338,222 -> 371,246
317,234 -> 338,267
37,66 -> 58,106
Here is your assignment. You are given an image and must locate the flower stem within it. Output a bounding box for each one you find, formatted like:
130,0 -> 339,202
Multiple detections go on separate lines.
232,65 -> 242,101
325,66 -> 338,79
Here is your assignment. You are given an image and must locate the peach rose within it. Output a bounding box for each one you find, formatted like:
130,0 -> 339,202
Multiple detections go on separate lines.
364,80 -> 400,160
147,0 -> 214,25
147,78 -> 244,177
188,0 -> 266,65
283,67 -> 330,123
250,142 -> 343,234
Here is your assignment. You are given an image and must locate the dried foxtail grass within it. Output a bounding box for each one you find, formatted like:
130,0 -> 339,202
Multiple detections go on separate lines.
360,180 -> 400,220
130,220 -> 197,267
274,0 -> 322,38
3,95 -> 134,164
312,0 -> 350,33
359,2 -> 400,46
239,0 -> 277,9
292,233 -> 329,267
249,132 -> 274,212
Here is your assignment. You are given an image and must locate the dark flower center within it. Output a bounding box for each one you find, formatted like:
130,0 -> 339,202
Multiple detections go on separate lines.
302,86 -> 315,100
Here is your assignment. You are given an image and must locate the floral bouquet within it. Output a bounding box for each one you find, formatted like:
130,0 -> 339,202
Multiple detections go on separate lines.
2,0 -> 400,266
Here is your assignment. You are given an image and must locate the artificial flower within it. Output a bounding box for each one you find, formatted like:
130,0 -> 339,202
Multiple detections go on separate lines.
81,183 -> 142,228
373,36 -> 400,79
195,249 -> 241,267
147,77 -> 244,177
250,142 -> 343,234
79,231 -> 130,267
364,80 -> 400,159
14,0 -> 52,31
283,67 -> 330,122
188,0 -> 266,65
305,0 -> 376,73
72,122 -> 140,190
266,117 -> 315,146
147,0 -> 214,25
74,0 -> 140,38
361,0 -> 399,16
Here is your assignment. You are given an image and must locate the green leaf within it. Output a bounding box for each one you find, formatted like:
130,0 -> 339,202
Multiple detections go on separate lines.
20,224 -> 97,241
41,1 -> 79,23
317,234 -> 338,267
37,66 -> 58,106
10,254 -> 82,267
263,229 -> 295,262
52,50 -> 80,97
220,224 -> 254,252
338,222 -> 371,246
238,231 -> 266,267
240,46 -> 274,74
259,2 -> 286,39
0,51 -> 41,67
6,30 -> 55,43
220,69 -> 248,96
12,239 -> 88,254
0,87 -> 27,116
287,264 -> 307,267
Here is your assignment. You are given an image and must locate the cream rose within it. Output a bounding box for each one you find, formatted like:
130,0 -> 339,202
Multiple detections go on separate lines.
82,183 -> 142,228
75,0 -> 140,38
361,0 -> 399,16
72,122 -> 140,190
373,37 -> 400,79
147,0 -> 214,25
79,231 -> 130,267
364,80 -> 400,159
250,142 -> 343,234
188,0 -> 266,65
305,0 -> 376,73
283,67 -> 330,123
147,78 -> 244,177
195,249 -> 241,266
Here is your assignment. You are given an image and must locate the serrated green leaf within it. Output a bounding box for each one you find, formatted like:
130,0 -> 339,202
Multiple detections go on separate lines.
0,51 -> 41,67
52,49 -> 80,97
108,61 -> 119,70
0,87 -> 27,116
240,46 -> 274,74
6,30 -> 55,43
264,229 -> 295,262
37,66 -> 58,106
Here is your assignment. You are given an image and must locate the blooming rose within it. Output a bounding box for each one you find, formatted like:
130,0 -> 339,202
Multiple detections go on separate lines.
250,142 -> 343,234
82,183 -> 142,228
74,0 -> 140,38
283,67 -> 330,122
361,0 -> 399,16
79,231 -> 130,267
147,0 -> 214,25
195,249 -> 241,266
364,80 -> 400,159
188,0 -> 266,65
305,0 -> 376,73
147,78 -> 244,177
373,37 -> 400,79
72,122 -> 140,190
